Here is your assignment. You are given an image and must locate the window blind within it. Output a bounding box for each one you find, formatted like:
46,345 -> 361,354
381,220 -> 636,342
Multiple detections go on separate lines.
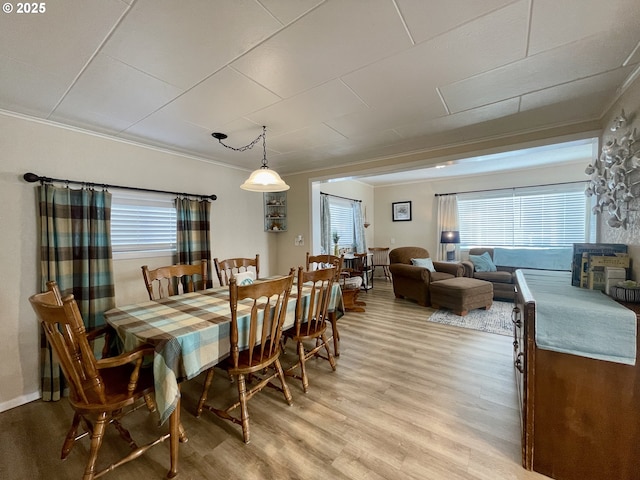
111,191 -> 176,256
328,197 -> 355,248
457,184 -> 594,247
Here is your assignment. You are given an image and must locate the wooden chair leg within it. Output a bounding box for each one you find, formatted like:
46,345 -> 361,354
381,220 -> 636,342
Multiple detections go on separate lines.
143,393 -> 157,412
297,341 -> 309,393
196,368 -> 215,417
111,418 -> 137,450
236,374 -> 250,444
274,358 -> 293,406
83,412 -> 108,480
322,334 -> 337,371
61,412 -> 81,460
328,312 -> 340,357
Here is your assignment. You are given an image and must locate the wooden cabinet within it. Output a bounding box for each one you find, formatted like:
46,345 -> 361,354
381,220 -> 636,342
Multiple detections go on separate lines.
264,192 -> 287,232
515,270 -> 640,480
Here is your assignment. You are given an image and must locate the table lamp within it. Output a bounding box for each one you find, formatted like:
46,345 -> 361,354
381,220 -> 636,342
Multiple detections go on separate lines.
440,230 -> 460,261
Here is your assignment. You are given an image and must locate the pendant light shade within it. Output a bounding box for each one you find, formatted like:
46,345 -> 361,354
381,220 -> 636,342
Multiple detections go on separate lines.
212,126 -> 290,192
240,166 -> 290,192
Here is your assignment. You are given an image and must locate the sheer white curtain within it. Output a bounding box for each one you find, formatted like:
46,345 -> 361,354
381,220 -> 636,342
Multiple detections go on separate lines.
320,194 -> 332,254
353,201 -> 367,253
436,194 -> 460,260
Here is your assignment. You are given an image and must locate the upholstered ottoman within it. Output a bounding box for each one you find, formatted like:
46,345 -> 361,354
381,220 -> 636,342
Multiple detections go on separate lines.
430,277 -> 493,316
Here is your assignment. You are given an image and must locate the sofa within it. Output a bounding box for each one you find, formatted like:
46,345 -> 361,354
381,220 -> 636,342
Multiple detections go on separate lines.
461,247 -> 573,300
388,246 -> 464,307
461,248 -> 515,300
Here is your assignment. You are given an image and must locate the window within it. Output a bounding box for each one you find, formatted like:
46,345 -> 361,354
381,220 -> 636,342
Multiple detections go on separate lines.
328,197 -> 355,248
457,183 -> 595,248
111,191 -> 176,258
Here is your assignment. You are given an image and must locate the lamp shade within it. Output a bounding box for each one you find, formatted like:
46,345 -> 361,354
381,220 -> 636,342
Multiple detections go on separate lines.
240,167 -> 290,192
440,230 -> 460,244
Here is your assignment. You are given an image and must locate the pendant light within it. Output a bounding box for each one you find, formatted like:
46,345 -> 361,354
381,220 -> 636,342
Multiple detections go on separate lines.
211,126 -> 290,192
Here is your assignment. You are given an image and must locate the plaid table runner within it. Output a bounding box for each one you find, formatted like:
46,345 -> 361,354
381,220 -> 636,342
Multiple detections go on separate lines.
105,281 -> 342,423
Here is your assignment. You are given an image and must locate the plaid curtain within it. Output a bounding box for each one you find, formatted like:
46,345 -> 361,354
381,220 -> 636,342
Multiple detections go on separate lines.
38,184 -> 115,401
176,197 -> 212,288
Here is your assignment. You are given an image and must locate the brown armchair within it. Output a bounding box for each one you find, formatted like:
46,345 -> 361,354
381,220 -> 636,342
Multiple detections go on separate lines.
388,246 -> 463,307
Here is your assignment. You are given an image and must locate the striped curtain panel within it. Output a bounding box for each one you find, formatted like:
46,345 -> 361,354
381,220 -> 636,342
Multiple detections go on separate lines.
176,197 -> 213,288
38,184 -> 115,401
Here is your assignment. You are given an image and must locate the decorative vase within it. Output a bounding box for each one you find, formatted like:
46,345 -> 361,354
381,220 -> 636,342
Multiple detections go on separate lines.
334,244 -> 339,256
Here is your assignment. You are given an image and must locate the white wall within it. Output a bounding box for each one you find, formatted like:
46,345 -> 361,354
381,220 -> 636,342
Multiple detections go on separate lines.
0,113 -> 274,411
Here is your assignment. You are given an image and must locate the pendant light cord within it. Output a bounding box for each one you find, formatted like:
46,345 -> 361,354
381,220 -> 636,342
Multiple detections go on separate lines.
214,126 -> 267,155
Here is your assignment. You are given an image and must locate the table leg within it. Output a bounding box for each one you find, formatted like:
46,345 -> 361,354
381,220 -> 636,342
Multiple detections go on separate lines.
167,396 -> 180,478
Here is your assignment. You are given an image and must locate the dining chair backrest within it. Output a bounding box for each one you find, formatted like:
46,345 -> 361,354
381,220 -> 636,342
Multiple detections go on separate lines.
228,269 -> 294,369
369,247 -> 392,281
30,283 -> 104,406
369,247 -> 390,266
346,252 -> 370,279
295,266 -> 335,338
305,253 -> 345,356
141,260 -> 208,300
215,254 -> 260,286
306,253 -> 344,282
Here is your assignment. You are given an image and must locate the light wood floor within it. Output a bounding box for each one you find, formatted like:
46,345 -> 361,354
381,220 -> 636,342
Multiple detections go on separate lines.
0,280 -> 549,480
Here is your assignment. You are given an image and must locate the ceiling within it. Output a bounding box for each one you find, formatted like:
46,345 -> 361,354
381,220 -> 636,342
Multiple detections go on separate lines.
356,137 -> 598,186
2,0 -> 639,182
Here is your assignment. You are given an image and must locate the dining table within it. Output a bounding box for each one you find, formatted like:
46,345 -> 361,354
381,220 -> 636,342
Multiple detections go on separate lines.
104,276 -> 343,426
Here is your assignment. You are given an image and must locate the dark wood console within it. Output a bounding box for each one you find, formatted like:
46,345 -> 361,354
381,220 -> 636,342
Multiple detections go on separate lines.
514,270 -> 640,480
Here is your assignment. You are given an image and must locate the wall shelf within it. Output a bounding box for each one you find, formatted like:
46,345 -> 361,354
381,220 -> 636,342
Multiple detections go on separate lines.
264,192 -> 287,232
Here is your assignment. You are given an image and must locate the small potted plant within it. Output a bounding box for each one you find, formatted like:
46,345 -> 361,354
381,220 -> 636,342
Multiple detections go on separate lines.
332,231 -> 340,256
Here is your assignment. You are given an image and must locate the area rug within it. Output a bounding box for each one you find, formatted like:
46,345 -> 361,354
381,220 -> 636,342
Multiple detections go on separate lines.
427,301 -> 513,336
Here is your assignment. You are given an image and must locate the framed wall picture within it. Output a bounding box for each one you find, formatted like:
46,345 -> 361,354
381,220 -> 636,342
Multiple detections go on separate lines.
392,201 -> 412,222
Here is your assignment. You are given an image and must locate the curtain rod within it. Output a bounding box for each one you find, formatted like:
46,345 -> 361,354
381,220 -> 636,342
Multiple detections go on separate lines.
434,180 -> 586,197
23,172 -> 217,200
320,191 -> 361,202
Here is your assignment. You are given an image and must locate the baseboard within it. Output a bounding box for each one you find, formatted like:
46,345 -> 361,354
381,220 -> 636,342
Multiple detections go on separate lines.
0,391 -> 41,413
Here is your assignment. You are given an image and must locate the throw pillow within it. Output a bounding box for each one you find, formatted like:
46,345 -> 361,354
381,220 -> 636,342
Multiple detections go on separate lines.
469,252 -> 497,272
233,271 -> 256,286
411,257 -> 435,272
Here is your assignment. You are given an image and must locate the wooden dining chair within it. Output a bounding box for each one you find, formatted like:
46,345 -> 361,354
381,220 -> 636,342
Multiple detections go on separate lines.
283,266 -> 337,393
369,247 -> 392,281
29,281 -> 178,480
214,254 -> 259,286
305,252 -> 343,281
141,260 -> 208,300
349,252 -> 373,290
196,270 -> 295,444
305,253 -> 344,355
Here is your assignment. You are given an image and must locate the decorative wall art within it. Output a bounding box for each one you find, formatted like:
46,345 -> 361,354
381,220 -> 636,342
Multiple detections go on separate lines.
392,201 -> 412,222
585,109 -> 640,229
